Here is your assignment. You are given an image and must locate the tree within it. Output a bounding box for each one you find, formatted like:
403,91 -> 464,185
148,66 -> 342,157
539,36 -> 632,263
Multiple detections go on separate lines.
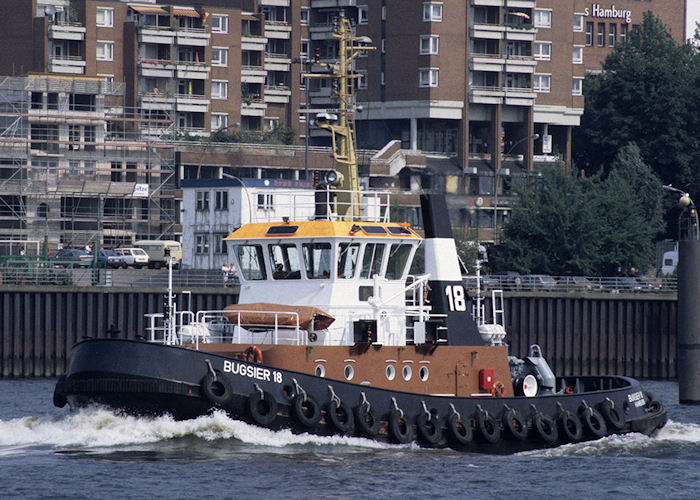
495,150 -> 664,276
573,13 -> 700,196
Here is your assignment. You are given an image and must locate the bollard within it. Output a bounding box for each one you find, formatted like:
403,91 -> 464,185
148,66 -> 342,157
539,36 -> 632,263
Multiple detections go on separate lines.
678,239 -> 700,403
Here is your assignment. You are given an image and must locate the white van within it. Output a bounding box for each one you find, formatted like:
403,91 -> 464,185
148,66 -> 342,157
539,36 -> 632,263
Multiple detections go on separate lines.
116,247 -> 150,269
134,240 -> 182,269
661,250 -> 677,276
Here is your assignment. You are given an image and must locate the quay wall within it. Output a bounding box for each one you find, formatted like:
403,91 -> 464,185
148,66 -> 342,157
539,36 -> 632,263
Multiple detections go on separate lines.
0,288 -> 677,379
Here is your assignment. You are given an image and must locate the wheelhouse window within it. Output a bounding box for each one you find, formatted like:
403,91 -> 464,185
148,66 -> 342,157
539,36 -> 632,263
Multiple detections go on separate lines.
303,243 -> 331,279
338,243 -> 360,279
360,243 -> 385,279
269,243 -> 301,279
235,244 -> 267,280
386,244 -> 413,280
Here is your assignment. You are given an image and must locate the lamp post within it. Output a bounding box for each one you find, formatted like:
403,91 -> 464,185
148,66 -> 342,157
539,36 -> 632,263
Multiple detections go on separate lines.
662,184 -> 699,241
493,133 -> 539,243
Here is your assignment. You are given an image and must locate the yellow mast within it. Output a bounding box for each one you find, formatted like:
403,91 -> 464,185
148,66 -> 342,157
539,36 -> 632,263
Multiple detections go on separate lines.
303,16 -> 374,219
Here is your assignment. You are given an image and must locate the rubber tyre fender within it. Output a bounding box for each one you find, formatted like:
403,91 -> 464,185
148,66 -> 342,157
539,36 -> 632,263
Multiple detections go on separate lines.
201,370 -> 232,407
354,402 -> 381,437
53,375 -> 68,408
475,410 -> 501,444
327,400 -> 354,434
533,412 -> 559,444
248,390 -> 278,427
559,411 -> 583,442
502,408 -> 528,441
416,411 -> 442,446
388,409 -> 414,444
580,407 -> 607,439
600,400 -> 626,432
293,394 -> 322,428
447,413 -> 473,446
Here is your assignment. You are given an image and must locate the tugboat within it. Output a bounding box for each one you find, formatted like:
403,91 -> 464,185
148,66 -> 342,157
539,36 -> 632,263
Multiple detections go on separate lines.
54,17 -> 666,453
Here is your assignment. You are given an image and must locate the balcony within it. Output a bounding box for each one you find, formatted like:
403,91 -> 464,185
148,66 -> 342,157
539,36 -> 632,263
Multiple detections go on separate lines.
470,53 -> 505,72
242,35 -> 268,51
311,0 -> 357,7
502,86 -> 536,105
49,23 -> 86,41
242,66 -> 267,84
175,61 -> 210,79
505,25 -> 537,41
175,93 -> 209,112
264,21 -> 292,39
176,28 -> 211,47
469,85 -> 504,105
309,24 -> 335,41
260,0 -> 290,5
48,56 -> 86,74
264,85 -> 291,104
241,99 -> 267,117
505,0 -> 536,8
471,23 -> 506,40
138,26 -> 176,45
264,53 -> 291,72
138,59 -> 176,78
471,0 -> 503,5
504,56 -> 536,73
139,92 -> 175,111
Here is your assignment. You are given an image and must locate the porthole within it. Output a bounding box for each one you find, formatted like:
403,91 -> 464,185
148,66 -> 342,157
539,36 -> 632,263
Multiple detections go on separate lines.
402,365 -> 412,381
344,365 -> 354,380
315,365 -> 325,377
419,366 -> 429,382
385,365 -> 396,380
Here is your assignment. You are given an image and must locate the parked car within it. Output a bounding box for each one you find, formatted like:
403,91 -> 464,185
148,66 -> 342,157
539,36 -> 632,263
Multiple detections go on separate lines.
51,249 -> 91,267
490,271 -> 522,289
96,249 -> 126,269
521,274 -> 557,291
557,276 -> 602,292
635,276 -> 663,292
115,248 -> 149,269
601,277 -> 644,293
463,275 -> 499,291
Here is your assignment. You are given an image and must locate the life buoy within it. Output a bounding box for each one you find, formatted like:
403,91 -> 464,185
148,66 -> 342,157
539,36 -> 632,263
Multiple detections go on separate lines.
475,408 -> 501,444
248,390 -> 278,426
447,413 -> 473,446
201,370 -> 232,407
53,375 -> 68,408
600,399 -> 625,432
502,407 -> 528,441
388,409 -> 413,444
559,410 -> 583,442
354,402 -> 381,437
293,394 -> 322,428
580,407 -> 607,439
244,345 -> 263,364
492,381 -> 505,398
327,400 -> 354,434
416,411 -> 441,446
533,412 -> 559,444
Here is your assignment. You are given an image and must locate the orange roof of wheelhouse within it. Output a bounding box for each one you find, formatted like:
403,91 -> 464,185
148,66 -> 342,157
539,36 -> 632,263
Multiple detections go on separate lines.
226,220 -> 422,240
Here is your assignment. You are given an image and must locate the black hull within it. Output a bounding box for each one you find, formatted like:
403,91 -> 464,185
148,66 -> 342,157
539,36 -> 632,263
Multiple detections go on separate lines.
55,339 -> 667,454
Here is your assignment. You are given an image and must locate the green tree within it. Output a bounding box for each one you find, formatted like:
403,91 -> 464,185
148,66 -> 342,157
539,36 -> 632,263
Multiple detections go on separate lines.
573,12 -> 700,195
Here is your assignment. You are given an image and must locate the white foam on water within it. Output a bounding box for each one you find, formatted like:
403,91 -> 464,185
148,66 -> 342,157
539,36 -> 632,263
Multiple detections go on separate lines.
0,406 -> 404,455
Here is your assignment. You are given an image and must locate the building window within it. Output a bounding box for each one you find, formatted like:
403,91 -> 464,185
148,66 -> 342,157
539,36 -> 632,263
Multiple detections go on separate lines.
534,10 -> 551,28
381,39 -> 385,53
96,7 -> 113,27
301,39 -> 309,58
300,8 -> 309,25
534,42 -> 551,61
211,113 -> 227,131
257,193 -> 273,210
212,47 -> 228,67
620,24 -> 628,43
356,71 -> 368,90
382,6 -> 386,20
212,80 -> 228,99
419,35 -> 439,55
419,68 -> 438,87
96,41 -> 114,61
196,191 -> 209,211
572,46 -> 583,64
214,234 -> 228,255
195,234 -> 209,254
597,23 -> 605,47
572,77 -> 583,96
358,6 -> 368,25
381,71 -> 385,86
212,14 -> 228,33
573,13 -> 584,32
423,2 -> 442,22
609,23 -> 617,46
215,191 -> 229,211
534,74 -> 550,93
585,22 -> 594,46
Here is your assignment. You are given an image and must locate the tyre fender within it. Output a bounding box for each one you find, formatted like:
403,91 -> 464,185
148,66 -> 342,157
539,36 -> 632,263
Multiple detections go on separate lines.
388,409 -> 414,444
416,410 -> 441,446
354,402 -> 381,437
248,390 -> 278,426
326,400 -> 354,434
293,394 -> 322,428
201,370 -> 232,407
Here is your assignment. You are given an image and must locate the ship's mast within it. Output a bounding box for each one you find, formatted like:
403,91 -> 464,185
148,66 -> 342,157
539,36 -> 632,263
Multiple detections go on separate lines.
303,15 -> 374,218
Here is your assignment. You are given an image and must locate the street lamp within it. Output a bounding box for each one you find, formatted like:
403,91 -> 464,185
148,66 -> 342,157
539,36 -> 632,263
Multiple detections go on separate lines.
493,133 -> 539,243
662,184 -> 699,240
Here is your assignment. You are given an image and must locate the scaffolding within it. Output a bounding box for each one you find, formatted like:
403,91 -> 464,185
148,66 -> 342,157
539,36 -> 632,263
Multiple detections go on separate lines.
0,75 -> 178,252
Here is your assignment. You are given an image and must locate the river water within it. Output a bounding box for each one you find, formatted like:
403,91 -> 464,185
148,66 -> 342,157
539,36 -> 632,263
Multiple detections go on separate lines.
0,379 -> 698,499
